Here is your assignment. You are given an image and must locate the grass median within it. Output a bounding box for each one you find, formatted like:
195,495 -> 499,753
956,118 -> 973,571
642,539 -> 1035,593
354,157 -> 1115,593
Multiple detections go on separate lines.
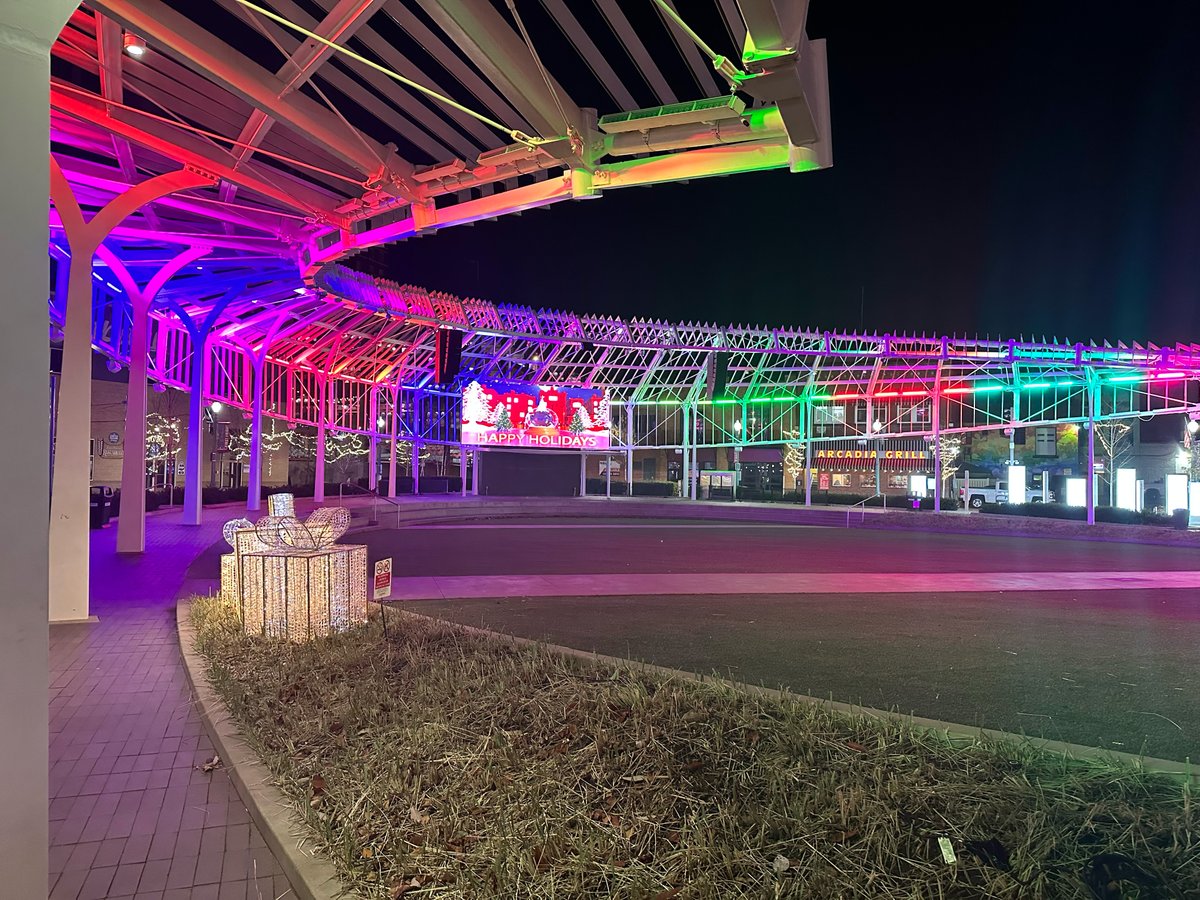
190,595 -> 1198,899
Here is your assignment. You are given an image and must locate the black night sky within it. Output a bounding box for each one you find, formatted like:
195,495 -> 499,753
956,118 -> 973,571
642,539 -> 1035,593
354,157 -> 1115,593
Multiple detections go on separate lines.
359,1 -> 1200,345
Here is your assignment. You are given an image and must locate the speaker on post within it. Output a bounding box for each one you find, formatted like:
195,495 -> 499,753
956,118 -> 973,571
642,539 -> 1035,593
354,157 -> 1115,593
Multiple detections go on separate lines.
435,329 -> 463,386
706,351 -> 731,401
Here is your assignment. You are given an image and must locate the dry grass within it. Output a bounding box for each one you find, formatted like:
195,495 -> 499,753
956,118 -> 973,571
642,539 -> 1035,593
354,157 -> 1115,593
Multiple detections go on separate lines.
191,596 -> 1197,899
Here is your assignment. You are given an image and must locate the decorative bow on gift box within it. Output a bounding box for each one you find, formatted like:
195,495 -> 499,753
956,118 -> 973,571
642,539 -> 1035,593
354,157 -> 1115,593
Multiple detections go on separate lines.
223,506 -> 351,552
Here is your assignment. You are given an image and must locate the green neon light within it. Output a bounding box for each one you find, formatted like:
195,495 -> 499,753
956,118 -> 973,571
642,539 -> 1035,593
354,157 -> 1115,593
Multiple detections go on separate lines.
748,394 -> 799,403
973,384 -> 1006,393
1023,382 -> 1053,389
1108,374 -> 1144,383
1055,380 -> 1077,387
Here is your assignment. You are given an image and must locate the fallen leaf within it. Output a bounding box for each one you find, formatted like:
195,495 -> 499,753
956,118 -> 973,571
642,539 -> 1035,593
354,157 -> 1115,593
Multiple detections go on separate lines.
683,759 -> 703,773
361,847 -> 374,858
772,854 -> 790,874
831,828 -> 861,843
653,888 -> 682,900
197,755 -> 222,773
746,729 -> 761,746
390,877 -> 421,898
311,774 -> 326,796
847,741 -> 868,753
409,805 -> 430,825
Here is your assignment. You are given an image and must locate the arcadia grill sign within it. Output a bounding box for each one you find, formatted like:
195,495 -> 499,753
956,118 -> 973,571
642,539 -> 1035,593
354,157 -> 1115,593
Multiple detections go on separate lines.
814,447 -> 931,470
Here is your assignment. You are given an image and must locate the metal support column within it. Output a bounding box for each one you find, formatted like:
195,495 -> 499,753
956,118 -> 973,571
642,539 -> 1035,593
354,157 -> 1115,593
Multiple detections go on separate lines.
367,387 -> 378,492
460,447 -> 468,496
314,378 -> 327,503
580,452 -> 587,497
182,337 -> 207,526
680,404 -> 690,501
932,389 -> 942,512
1086,382 -> 1096,525
804,398 -> 813,506
387,387 -> 398,498
625,403 -> 634,496
246,355 -> 265,512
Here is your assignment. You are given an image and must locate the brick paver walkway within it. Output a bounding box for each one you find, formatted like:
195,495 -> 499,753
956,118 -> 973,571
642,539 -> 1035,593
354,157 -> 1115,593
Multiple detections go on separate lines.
49,508 -> 295,900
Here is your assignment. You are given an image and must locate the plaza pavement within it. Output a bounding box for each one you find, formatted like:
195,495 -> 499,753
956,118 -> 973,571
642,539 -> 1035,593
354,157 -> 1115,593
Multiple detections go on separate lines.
49,507 -> 293,900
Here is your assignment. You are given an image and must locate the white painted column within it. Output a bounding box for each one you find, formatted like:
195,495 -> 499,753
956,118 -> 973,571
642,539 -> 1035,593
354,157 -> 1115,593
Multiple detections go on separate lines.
932,391 -> 942,513
246,356 -> 264,513
117,300 -> 150,552
460,447 -> 468,496
1086,385 -> 1096,526
680,404 -> 690,501
625,403 -> 634,496
3,6 -> 74,894
182,336 -> 206,525
387,389 -> 398,498
48,252 -> 94,619
367,387 -> 378,492
314,378 -> 327,503
580,452 -> 587,496
803,398 -> 813,506
411,441 -> 421,494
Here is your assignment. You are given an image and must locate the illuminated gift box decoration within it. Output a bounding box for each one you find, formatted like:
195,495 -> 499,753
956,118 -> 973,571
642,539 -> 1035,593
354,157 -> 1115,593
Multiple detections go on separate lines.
220,501 -> 369,641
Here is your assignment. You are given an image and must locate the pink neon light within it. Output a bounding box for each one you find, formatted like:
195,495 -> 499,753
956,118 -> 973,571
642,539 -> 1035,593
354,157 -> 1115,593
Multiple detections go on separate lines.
900,390 -> 928,397
831,392 -> 860,400
942,387 -> 972,394
874,391 -> 899,398
1153,372 -> 1186,380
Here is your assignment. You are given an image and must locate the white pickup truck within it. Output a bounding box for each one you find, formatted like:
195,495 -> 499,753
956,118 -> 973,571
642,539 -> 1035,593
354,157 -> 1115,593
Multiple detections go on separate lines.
960,481 -> 1054,509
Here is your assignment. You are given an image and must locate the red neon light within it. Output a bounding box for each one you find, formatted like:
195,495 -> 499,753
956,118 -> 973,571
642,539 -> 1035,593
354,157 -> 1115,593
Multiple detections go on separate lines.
900,390 -> 928,397
831,392 -> 860,400
942,387 -> 972,394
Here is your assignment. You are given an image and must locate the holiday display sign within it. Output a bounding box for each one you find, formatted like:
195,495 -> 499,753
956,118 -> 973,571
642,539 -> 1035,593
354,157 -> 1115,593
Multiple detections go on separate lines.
461,380 -> 611,450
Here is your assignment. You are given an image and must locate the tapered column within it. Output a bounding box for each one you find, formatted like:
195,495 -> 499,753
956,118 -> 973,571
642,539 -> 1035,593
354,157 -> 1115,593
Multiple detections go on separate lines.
183,340 -> 207,525
246,357 -> 265,512
48,252 -> 96,618
0,9 -> 73,891
314,378 -> 327,503
116,299 -> 150,552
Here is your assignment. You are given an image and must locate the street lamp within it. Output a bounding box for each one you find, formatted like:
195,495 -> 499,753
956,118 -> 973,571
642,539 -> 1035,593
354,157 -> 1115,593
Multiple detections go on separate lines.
871,419 -> 883,497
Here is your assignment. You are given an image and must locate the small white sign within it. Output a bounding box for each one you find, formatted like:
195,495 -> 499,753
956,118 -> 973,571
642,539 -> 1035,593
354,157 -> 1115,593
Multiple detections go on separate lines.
373,558 -> 393,601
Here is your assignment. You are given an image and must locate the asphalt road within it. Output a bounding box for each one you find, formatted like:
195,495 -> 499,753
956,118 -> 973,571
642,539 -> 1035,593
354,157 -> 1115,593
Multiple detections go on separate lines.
368,519 -> 1200,761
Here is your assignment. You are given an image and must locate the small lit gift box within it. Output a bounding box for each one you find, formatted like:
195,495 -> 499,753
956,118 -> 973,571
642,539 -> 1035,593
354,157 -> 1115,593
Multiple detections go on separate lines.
239,544 -> 368,641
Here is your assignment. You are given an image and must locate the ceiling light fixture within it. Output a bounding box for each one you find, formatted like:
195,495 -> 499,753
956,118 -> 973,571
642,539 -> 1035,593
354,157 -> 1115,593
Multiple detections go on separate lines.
123,33 -> 147,58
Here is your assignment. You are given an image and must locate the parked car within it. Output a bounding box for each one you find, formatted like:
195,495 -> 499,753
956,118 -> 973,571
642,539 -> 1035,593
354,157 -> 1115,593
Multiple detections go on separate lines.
959,480 -> 1054,508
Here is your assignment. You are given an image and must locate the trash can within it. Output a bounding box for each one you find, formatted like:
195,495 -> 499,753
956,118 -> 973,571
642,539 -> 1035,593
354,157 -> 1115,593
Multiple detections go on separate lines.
89,485 -> 114,529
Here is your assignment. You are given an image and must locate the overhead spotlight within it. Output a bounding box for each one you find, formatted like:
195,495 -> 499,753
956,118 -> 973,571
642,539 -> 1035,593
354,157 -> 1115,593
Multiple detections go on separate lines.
122,33 -> 147,58
152,382 -> 167,394
1188,419 -> 1199,435
210,401 -> 224,413
106,359 -> 122,374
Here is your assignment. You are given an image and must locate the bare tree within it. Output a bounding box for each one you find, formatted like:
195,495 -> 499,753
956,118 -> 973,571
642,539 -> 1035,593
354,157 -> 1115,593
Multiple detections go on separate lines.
1092,421 -> 1132,504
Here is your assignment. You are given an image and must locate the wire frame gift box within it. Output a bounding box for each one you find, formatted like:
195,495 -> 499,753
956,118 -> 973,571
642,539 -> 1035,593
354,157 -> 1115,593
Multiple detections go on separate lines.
221,505 -> 369,641
240,544 -> 368,641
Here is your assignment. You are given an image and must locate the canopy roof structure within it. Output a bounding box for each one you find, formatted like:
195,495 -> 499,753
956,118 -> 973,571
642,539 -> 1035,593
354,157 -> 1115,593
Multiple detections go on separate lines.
51,0 -> 830,274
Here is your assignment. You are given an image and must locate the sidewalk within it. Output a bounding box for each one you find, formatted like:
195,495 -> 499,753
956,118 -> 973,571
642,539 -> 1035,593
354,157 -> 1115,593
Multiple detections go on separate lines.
49,509 -> 293,900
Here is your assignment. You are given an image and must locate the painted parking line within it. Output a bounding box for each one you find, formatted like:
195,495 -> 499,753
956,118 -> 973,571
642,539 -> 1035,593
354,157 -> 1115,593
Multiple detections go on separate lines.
401,523 -> 815,529
386,569 -> 1200,602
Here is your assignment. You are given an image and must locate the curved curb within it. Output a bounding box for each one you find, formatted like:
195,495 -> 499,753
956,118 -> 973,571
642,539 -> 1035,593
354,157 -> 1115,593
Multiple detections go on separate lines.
396,611 -> 1199,785
176,598 -> 353,900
